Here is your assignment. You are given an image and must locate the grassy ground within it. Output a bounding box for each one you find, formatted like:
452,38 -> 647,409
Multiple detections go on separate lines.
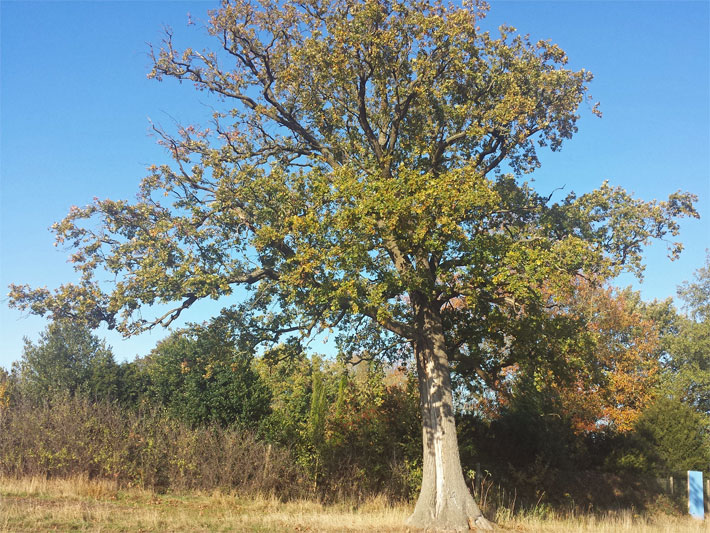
0,477 -> 408,533
2,476 -> 709,532
500,513 -> 710,533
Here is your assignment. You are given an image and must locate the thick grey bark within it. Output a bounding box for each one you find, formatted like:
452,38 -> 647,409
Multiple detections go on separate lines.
406,304 -> 494,532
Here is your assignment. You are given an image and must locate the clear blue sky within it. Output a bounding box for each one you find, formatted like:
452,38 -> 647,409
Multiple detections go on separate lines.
1,1 -> 708,369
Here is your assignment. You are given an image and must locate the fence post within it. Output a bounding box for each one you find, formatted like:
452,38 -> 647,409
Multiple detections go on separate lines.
670,476 -> 674,495
688,471 -> 704,520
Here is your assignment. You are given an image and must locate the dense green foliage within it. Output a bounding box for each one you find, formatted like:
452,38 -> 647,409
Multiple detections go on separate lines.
598,255 -> 710,478
145,319 -> 271,428
630,396 -> 709,475
257,355 -> 422,499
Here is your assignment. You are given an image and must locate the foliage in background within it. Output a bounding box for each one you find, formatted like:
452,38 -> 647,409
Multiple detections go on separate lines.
12,320 -> 123,403
633,396 -> 710,474
145,316 -> 271,429
257,353 -> 422,502
601,396 -> 710,476
650,254 -> 710,414
549,283 -> 661,433
586,255 -> 710,478
322,360 -> 422,500
457,281 -> 661,434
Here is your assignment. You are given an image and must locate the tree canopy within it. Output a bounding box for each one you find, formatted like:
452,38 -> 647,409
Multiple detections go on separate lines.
647,254 -> 710,414
9,0 -> 695,346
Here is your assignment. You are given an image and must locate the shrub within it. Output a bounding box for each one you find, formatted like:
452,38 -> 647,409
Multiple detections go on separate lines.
145,322 -> 271,429
0,393 -> 305,498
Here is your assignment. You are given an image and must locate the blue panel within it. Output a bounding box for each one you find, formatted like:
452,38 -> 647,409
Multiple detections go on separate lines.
688,470 -> 704,519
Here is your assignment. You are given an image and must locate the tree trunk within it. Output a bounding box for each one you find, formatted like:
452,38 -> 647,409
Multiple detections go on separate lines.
406,304 -> 494,532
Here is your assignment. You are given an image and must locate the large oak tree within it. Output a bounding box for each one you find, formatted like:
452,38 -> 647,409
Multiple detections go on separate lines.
10,0 -> 697,529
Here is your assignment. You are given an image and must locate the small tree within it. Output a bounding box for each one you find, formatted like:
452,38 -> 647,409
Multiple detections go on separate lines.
9,1 -> 697,529
634,395 -> 710,475
14,320 -> 121,402
603,395 -> 710,476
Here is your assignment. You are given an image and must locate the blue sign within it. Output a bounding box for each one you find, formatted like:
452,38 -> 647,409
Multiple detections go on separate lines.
688,470 -> 704,519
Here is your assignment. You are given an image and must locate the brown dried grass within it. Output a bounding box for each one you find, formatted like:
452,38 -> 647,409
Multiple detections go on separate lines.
2,476 -> 708,532
0,476 -> 409,532
497,511 -> 710,532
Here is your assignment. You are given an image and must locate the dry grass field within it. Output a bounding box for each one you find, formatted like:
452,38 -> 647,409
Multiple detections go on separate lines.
1,477 -> 408,533
1,476 -> 709,532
